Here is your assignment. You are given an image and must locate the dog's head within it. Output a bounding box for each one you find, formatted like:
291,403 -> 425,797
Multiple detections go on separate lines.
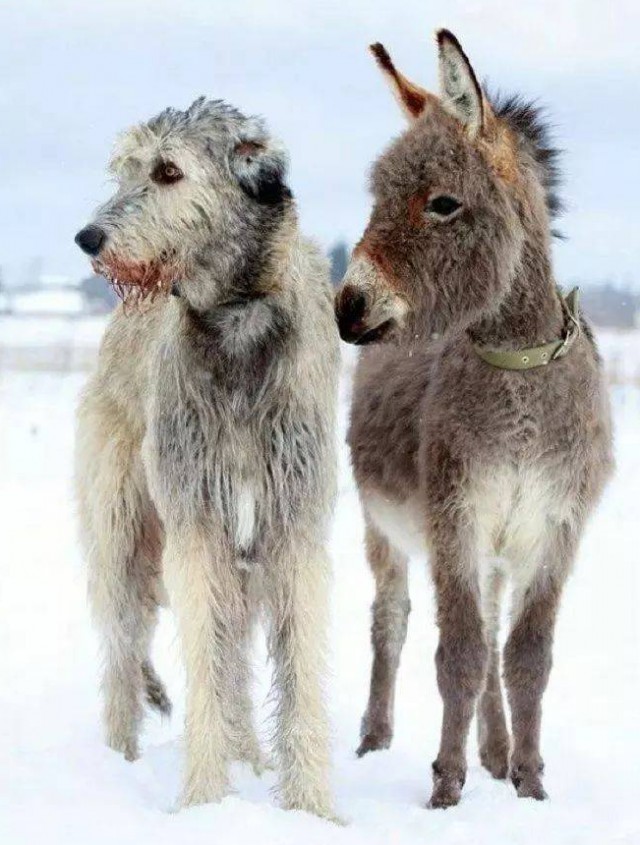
74,98 -> 292,312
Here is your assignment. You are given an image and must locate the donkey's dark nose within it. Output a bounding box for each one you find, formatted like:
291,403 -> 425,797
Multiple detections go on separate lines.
335,286 -> 368,343
75,225 -> 106,256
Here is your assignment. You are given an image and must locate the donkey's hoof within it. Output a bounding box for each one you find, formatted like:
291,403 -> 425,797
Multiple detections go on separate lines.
427,780 -> 462,809
356,729 -> 392,758
511,765 -> 548,800
514,776 -> 548,801
357,712 -> 392,757
479,742 -> 510,780
428,764 -> 464,809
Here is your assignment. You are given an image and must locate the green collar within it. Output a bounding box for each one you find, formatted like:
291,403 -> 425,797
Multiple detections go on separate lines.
472,287 -> 581,371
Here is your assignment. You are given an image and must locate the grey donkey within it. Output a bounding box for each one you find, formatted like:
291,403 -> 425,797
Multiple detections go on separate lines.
335,30 -> 613,808
74,97 -> 339,818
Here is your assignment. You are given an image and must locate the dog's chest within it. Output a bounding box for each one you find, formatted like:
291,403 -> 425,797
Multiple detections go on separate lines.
149,382 -> 316,554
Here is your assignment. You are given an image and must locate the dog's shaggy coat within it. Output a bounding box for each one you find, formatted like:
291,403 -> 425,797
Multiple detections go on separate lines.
74,98 -> 339,818
335,31 -> 613,808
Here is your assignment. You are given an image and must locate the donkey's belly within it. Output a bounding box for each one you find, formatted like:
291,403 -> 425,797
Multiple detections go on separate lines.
363,463 -> 572,587
470,462 -> 573,588
363,490 -> 428,560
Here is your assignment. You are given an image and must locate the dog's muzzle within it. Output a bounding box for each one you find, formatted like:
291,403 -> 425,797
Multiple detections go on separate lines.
335,258 -> 406,345
75,225 -> 107,257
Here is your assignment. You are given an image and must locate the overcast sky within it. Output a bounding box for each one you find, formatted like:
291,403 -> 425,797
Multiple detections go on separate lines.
1,0 -> 638,288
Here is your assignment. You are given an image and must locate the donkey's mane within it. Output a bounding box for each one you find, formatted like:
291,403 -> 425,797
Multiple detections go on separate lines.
488,91 -> 564,221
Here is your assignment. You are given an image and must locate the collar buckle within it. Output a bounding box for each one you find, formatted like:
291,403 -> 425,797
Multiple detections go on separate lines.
552,287 -> 581,360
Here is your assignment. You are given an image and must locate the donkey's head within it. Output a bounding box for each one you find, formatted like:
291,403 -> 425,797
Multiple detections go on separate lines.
336,30 -> 561,344
75,98 -> 292,312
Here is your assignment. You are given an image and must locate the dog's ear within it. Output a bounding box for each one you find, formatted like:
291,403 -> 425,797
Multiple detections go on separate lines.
230,138 -> 291,205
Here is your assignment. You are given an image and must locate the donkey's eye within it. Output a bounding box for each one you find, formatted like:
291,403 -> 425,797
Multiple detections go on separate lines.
151,161 -> 184,185
427,195 -> 462,217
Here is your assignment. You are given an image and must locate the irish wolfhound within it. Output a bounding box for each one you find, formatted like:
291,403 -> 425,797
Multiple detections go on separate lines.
74,97 -> 339,819
336,31 -> 613,807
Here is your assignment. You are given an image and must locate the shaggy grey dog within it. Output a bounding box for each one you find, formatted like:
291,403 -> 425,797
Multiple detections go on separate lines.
336,31 -> 612,809
74,97 -> 339,819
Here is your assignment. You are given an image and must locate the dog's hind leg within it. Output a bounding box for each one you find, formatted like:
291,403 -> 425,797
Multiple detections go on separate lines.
357,519 -> 410,757
77,409 -> 167,762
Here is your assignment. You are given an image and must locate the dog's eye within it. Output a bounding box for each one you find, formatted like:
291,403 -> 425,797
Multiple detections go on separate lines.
151,161 -> 184,185
426,195 -> 462,217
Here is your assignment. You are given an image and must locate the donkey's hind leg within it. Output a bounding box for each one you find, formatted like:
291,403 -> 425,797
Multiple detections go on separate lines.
503,525 -> 575,800
477,567 -> 510,779
357,520 -> 410,757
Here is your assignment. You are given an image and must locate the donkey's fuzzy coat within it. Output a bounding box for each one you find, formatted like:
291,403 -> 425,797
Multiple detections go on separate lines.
74,98 -> 339,818
336,31 -> 613,808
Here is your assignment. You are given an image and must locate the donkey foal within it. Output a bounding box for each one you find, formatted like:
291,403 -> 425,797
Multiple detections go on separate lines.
336,31 -> 613,808
74,98 -> 339,818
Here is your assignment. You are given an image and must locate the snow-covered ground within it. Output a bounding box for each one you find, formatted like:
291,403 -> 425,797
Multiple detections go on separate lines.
1,347 -> 639,845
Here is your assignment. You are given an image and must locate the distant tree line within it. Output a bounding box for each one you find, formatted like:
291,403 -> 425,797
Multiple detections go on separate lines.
1,252 -> 638,329
79,274 -> 119,312
579,283 -> 639,329
327,242 -> 639,329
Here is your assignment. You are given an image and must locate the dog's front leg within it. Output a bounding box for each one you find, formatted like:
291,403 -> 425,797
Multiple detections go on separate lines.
163,528 -> 243,808
267,544 -> 336,821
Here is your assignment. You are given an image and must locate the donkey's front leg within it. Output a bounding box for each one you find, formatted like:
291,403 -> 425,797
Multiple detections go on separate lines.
268,546 -> 335,821
428,533 -> 488,809
504,527 -> 574,800
163,528 -> 244,808
358,520 -> 410,757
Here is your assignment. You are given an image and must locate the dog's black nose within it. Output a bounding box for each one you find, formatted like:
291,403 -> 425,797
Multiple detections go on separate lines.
74,225 -> 106,256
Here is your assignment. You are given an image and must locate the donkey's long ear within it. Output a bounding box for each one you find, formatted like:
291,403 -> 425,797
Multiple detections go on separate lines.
369,42 -> 433,121
436,29 -> 484,136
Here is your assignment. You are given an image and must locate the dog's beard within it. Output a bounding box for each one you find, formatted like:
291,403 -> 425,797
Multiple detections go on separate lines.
92,253 -> 181,313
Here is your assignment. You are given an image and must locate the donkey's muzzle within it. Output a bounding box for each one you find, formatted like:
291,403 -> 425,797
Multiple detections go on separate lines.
335,285 -> 394,345
75,225 -> 107,257
335,286 -> 367,343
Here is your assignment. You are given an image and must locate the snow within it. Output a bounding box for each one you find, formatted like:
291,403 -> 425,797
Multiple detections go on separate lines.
10,289 -> 85,316
1,347 -> 639,844
0,315 -> 106,347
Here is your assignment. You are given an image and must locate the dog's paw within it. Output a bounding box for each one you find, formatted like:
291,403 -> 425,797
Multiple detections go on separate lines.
106,731 -> 139,763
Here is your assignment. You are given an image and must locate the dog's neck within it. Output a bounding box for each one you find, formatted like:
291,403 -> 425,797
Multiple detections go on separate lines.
171,282 -> 270,312
172,222 -> 299,386
174,204 -> 297,318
